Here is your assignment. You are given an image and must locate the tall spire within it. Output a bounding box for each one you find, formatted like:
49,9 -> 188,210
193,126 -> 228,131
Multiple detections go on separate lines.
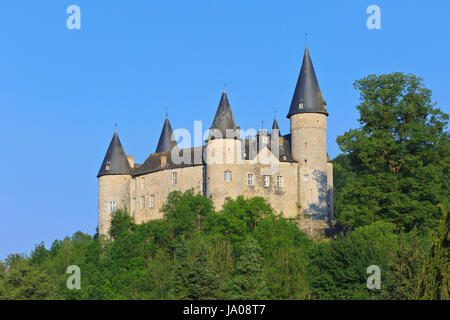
98,130 -> 131,177
155,115 -> 177,153
287,46 -> 327,118
209,91 -> 239,139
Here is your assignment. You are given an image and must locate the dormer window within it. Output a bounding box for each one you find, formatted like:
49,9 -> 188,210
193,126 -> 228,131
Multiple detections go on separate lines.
298,103 -> 304,109
105,162 -> 111,171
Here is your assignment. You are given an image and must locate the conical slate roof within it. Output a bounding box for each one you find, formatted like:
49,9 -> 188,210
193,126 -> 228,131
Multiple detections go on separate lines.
287,46 -> 327,118
155,115 -> 177,153
209,91 -> 239,139
98,130 -> 131,177
272,117 -> 280,131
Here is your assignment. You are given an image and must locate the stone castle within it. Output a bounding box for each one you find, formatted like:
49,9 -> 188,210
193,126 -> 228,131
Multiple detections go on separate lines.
98,46 -> 334,237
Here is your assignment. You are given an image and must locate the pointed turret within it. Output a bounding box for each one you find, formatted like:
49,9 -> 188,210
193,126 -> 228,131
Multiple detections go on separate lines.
155,114 -> 177,153
271,117 -> 280,132
287,46 -> 327,118
97,129 -> 131,177
209,90 -> 239,139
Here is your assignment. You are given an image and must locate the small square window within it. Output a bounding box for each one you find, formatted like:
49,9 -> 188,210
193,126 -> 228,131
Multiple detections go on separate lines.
304,174 -> 309,182
105,162 -> 111,171
298,103 -> 304,109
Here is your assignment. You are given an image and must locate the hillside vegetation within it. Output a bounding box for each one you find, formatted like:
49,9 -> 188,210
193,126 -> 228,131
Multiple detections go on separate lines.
0,73 -> 448,300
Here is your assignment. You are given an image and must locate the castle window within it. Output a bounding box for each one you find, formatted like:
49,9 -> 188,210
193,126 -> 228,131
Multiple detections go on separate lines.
133,178 -> 137,191
172,172 -> 177,185
298,103 -> 304,109
248,173 -> 254,186
141,196 -> 145,209
149,195 -> 155,208
133,198 -> 136,212
109,200 -> 116,213
224,171 -> 232,182
276,176 -> 283,188
141,177 -> 145,189
105,162 -> 111,171
263,175 -> 270,187
304,174 -> 309,182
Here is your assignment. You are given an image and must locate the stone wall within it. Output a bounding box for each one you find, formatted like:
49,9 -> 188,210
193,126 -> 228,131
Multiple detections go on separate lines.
132,165 -> 204,224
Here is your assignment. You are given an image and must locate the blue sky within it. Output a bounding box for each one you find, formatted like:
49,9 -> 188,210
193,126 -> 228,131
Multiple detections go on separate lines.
0,0 -> 449,260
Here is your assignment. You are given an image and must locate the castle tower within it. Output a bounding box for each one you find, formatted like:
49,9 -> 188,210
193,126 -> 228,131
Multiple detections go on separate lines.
287,46 -> 331,220
97,129 -> 132,236
205,90 -> 243,210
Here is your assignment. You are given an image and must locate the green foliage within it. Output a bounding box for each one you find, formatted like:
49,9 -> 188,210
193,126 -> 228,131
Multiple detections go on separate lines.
161,190 -> 215,240
416,204 -> 449,300
383,228 -> 431,300
335,73 -> 449,233
212,196 -> 273,242
225,237 -> 269,299
0,191 -> 443,300
308,221 -> 398,299
109,209 -> 135,239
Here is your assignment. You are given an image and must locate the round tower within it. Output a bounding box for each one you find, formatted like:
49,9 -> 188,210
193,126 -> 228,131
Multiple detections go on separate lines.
205,91 -> 243,211
288,46 -> 330,220
97,129 -> 132,236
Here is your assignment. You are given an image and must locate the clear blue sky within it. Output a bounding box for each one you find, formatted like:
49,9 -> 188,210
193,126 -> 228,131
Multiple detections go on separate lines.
0,0 -> 449,260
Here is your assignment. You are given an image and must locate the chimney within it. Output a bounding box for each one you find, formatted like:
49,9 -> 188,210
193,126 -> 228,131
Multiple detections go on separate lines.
160,153 -> 167,168
127,155 -> 134,168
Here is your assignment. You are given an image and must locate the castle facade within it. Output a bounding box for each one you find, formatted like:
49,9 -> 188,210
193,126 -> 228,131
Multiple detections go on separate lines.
98,46 -> 334,237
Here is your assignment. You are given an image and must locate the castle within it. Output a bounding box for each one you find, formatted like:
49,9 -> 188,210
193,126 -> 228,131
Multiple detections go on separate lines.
98,46 -> 334,237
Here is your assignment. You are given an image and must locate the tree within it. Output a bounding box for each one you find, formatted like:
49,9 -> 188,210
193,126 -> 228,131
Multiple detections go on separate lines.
109,209 -> 134,239
226,237 -> 269,299
382,228 -> 430,299
214,196 -> 274,242
416,204 -> 449,300
308,221 -> 398,300
161,190 -> 215,240
171,237 -> 220,300
336,73 -> 449,232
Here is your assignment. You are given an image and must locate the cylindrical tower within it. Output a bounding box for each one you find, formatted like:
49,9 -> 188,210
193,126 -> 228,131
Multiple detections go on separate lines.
98,175 -> 131,236
205,90 -> 243,211
97,130 -> 132,236
287,46 -> 330,220
290,113 -> 328,218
